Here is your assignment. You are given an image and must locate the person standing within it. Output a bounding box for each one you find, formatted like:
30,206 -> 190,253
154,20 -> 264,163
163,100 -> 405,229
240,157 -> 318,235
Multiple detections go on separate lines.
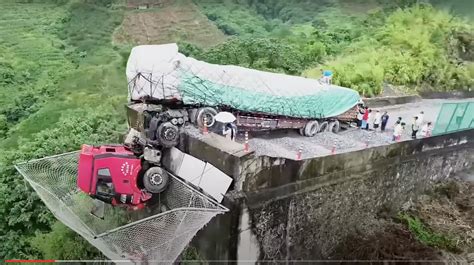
367,109 -> 373,130
392,123 -> 402,142
418,111 -> 424,125
411,116 -> 420,139
420,122 -> 432,137
373,110 -> 381,131
222,122 -> 237,141
393,122 -> 403,141
361,107 -> 369,130
381,111 -> 389,132
357,105 -> 364,128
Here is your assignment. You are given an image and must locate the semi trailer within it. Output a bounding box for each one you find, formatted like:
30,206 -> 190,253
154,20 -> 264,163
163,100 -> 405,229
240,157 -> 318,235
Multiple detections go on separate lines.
125,44 -> 362,148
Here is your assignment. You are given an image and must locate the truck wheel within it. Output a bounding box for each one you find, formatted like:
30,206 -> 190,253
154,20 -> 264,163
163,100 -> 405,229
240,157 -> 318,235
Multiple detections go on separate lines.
329,120 -> 341,133
298,128 -> 305,136
143,167 -> 169,194
319,121 -> 329,133
304,120 -> 320,137
196,107 -> 217,128
157,122 -> 180,148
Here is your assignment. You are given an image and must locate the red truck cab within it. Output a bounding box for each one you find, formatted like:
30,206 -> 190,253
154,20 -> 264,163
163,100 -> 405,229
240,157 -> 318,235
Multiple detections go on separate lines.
77,145 -> 150,206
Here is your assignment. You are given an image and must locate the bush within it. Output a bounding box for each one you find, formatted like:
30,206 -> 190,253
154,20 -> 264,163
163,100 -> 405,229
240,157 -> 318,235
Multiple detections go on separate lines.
31,222 -> 102,260
398,213 -> 460,252
308,4 -> 474,96
198,38 -> 306,74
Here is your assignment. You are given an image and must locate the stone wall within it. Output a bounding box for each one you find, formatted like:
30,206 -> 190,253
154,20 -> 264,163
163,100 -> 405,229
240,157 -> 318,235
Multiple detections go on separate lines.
243,129 -> 474,260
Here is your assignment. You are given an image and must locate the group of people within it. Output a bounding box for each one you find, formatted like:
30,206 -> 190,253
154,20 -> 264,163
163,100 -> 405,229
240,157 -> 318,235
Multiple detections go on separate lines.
357,106 -> 390,132
392,112 -> 432,141
357,105 -> 433,141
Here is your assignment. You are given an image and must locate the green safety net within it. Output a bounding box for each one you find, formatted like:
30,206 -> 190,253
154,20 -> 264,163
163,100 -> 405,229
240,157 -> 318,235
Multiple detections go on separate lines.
178,74 -> 360,119
432,102 -> 474,135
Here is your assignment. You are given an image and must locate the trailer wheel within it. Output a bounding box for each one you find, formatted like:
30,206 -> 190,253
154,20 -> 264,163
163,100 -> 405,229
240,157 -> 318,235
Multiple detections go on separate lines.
319,121 -> 329,132
196,107 -> 217,128
304,120 -> 320,137
157,122 -> 180,148
143,167 -> 169,194
329,120 -> 341,133
298,128 -> 305,136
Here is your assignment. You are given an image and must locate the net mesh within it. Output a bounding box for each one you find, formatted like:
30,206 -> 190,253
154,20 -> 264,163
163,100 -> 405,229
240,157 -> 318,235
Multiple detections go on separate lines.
15,151 -> 228,264
433,102 -> 474,135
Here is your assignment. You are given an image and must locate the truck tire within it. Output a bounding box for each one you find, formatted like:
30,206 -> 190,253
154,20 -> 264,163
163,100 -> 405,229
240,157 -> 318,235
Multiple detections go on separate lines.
157,122 -> 179,148
143,167 -> 169,194
329,120 -> 341,133
304,120 -> 320,137
298,128 -> 305,136
319,121 -> 329,133
196,107 -> 217,128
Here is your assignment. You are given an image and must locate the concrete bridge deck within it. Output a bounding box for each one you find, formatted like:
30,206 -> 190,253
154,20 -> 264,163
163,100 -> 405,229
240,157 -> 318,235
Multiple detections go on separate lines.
178,115 -> 474,262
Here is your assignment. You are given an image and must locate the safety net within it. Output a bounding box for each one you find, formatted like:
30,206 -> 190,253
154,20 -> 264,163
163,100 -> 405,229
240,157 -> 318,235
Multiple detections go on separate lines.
126,44 -> 361,119
15,151 -> 228,264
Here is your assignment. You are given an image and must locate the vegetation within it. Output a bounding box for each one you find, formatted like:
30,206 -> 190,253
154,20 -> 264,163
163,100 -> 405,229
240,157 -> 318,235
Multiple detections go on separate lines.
398,213 -> 459,252
0,0 -> 472,260
0,0 -> 126,259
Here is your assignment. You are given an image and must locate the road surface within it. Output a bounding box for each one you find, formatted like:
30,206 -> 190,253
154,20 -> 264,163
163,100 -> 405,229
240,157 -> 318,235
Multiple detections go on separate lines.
245,98 -> 473,159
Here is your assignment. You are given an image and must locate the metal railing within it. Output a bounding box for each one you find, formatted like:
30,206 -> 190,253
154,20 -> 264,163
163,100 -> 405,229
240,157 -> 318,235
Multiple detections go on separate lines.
432,102 -> 474,136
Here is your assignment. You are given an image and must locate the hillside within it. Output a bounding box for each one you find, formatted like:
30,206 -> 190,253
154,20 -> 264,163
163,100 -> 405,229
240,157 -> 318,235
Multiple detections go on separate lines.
0,0 -> 472,261
114,0 -> 227,48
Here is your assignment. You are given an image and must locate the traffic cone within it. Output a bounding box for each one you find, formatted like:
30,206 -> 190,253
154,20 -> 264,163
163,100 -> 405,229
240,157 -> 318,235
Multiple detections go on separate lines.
202,116 -> 208,135
244,131 -> 249,152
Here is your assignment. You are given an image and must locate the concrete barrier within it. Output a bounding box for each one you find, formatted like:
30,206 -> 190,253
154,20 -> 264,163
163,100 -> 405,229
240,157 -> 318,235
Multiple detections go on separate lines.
186,128 -> 474,262
363,95 -> 422,107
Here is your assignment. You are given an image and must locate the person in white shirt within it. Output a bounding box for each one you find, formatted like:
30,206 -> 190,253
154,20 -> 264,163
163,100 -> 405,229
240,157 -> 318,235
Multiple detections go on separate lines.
393,122 -> 405,141
418,111 -> 424,125
222,122 -> 237,141
373,110 -> 382,131
367,109 -> 373,130
411,116 -> 420,139
420,122 -> 432,137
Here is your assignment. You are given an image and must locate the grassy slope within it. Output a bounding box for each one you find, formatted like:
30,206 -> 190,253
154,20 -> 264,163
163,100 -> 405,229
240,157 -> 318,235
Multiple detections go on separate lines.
0,2 -> 127,150
114,0 -> 226,48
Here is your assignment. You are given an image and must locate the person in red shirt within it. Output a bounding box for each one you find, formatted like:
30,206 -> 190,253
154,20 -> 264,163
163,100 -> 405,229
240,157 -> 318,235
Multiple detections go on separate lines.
362,107 -> 369,130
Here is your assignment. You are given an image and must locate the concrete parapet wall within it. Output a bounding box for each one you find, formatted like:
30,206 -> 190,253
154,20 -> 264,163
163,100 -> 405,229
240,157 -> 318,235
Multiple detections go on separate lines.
183,129 -> 474,262
243,129 -> 473,260
364,95 -> 421,108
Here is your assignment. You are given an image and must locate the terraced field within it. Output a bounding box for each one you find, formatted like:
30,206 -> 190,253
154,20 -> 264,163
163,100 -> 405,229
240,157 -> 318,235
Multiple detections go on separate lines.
114,0 -> 227,48
0,2 -> 72,106
0,1 -> 126,149
0,3 -> 70,67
